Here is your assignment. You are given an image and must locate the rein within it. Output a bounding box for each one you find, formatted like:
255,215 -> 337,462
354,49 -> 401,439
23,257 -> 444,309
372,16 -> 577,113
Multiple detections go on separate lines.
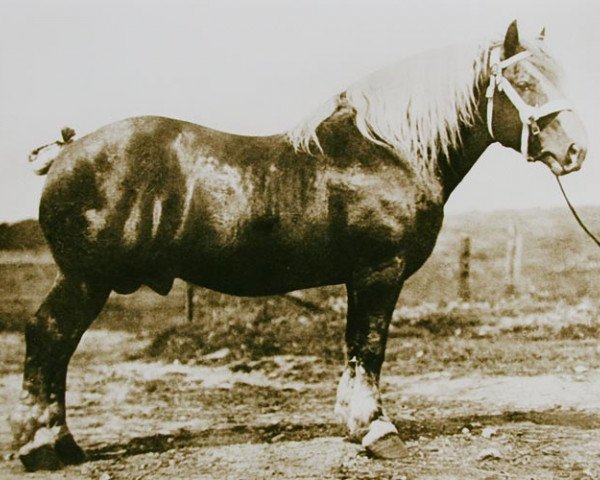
556,176 -> 600,248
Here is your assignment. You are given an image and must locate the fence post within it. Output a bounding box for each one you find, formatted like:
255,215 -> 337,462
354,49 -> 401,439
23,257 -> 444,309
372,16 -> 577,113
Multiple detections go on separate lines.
505,221 -> 522,296
185,282 -> 195,322
458,235 -> 471,302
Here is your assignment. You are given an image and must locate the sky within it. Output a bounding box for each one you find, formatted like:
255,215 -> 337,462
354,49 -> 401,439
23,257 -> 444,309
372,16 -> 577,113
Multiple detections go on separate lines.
0,0 -> 599,222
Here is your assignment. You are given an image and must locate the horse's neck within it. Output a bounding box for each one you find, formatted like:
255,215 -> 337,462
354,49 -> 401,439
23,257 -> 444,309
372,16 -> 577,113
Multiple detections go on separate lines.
435,100 -> 493,202
316,103 -> 493,202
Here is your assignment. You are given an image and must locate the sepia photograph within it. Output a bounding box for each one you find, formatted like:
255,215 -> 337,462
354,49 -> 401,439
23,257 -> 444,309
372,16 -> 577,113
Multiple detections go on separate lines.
1,0 -> 599,478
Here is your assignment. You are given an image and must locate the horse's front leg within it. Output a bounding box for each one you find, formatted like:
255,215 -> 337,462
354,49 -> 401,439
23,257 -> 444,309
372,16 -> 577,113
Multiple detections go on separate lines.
335,257 -> 406,458
9,274 -> 109,471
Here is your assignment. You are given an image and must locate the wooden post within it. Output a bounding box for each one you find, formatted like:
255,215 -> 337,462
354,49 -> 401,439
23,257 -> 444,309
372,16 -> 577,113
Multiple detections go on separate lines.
505,221 -> 522,296
185,282 -> 195,322
458,235 -> 471,302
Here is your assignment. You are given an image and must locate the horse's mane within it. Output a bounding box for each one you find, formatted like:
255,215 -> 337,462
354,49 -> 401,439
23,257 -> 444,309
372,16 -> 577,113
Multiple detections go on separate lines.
287,38 -> 562,174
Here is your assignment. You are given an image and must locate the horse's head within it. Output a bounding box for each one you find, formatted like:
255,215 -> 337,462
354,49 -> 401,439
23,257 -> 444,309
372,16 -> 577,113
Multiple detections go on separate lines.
487,21 -> 587,176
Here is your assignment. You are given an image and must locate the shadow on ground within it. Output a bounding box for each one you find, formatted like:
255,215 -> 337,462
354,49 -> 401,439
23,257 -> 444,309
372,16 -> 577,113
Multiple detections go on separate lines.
84,408 -> 600,462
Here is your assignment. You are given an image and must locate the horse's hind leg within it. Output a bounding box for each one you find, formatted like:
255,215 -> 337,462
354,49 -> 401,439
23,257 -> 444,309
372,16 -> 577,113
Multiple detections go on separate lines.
9,273 -> 109,471
335,258 -> 406,458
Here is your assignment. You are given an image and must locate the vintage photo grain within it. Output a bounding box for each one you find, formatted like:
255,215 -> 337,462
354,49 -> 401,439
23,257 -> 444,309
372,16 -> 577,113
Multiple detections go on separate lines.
1,1 -> 599,478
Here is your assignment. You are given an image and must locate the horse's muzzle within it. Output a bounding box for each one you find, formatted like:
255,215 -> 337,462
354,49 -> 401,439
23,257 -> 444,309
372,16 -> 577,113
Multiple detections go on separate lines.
562,143 -> 586,174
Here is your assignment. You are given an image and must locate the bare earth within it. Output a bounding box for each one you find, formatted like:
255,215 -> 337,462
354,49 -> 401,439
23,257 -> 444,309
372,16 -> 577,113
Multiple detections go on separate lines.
1,330 -> 599,480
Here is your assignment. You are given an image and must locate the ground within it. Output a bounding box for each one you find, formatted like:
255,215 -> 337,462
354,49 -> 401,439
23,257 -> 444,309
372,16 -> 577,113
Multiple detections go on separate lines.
1,316 -> 599,479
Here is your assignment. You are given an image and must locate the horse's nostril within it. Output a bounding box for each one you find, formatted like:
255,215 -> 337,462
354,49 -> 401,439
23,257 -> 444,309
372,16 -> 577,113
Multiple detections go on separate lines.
567,143 -> 580,157
562,143 -> 585,173
566,143 -> 586,165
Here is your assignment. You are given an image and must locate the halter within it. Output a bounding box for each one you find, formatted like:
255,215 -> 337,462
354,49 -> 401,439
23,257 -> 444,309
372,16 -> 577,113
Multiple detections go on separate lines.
485,46 -> 572,160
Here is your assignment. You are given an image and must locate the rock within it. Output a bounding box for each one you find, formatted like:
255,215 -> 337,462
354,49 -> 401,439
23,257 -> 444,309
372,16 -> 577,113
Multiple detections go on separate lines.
573,365 -> 588,374
2,452 -> 14,461
481,427 -> 498,439
477,325 -> 494,337
204,348 -> 231,361
461,427 -> 470,435
477,448 -> 503,461
99,473 -> 112,480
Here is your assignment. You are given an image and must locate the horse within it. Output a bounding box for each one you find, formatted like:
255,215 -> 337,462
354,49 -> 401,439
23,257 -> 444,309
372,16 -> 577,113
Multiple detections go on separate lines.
11,20 -> 587,470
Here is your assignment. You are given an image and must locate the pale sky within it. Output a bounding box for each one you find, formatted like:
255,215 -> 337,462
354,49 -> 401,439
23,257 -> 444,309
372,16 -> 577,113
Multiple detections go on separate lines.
1,0 -> 598,222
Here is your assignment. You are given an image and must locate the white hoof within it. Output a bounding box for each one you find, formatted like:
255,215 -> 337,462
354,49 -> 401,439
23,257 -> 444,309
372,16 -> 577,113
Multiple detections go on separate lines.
362,419 -> 408,459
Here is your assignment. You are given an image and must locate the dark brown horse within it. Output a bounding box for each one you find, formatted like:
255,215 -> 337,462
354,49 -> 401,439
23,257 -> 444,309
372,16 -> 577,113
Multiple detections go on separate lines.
12,21 -> 587,470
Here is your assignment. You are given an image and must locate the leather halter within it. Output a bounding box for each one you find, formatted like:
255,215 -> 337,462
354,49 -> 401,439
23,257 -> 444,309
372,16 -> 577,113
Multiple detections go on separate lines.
485,47 -> 572,160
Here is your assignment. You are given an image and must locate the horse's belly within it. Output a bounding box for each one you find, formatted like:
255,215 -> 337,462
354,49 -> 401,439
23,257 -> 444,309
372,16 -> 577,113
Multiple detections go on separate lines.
182,264 -> 344,296
178,224 -> 346,295
176,187 -> 440,295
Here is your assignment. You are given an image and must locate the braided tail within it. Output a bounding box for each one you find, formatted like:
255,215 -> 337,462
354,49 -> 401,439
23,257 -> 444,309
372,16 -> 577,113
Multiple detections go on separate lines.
28,127 -> 76,175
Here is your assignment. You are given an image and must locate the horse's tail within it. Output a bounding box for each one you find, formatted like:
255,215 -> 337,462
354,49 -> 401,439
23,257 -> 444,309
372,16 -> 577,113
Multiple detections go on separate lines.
29,127 -> 76,175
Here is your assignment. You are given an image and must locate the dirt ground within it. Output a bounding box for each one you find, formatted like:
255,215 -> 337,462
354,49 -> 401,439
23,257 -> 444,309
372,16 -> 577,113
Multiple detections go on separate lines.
1,327 -> 599,480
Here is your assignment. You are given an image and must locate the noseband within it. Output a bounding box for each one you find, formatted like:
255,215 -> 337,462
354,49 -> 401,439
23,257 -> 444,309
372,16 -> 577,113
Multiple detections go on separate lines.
485,47 -> 572,160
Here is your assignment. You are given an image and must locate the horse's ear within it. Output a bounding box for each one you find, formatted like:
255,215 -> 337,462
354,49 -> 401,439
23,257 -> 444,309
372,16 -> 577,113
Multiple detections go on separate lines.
537,26 -> 546,42
503,20 -> 520,57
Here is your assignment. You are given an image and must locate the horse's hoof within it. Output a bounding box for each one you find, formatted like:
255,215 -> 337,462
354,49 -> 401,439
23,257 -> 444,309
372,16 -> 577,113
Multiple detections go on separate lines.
18,426 -> 85,471
361,419 -> 408,459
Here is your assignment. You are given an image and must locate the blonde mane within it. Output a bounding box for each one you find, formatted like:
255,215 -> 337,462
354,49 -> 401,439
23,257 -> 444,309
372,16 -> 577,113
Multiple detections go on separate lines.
287,42 -> 490,173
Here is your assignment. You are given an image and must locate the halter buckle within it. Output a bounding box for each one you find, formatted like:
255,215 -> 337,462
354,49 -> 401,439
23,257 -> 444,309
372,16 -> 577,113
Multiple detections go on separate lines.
529,119 -> 540,136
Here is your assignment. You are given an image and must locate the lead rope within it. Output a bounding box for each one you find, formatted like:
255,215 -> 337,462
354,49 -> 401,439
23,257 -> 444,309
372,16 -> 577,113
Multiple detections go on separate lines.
556,176 -> 600,248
